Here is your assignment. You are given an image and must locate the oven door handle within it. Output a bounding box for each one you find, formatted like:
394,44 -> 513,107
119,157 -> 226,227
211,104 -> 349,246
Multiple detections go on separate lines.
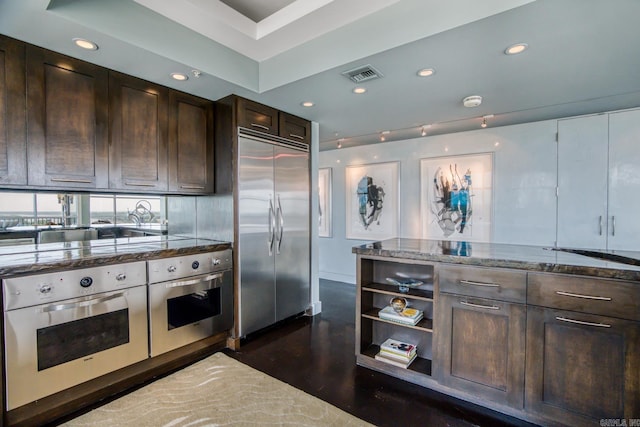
164,273 -> 224,289
40,291 -> 127,313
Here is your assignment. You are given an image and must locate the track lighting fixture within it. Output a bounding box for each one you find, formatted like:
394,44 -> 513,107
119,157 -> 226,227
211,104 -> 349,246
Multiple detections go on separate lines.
481,114 -> 494,128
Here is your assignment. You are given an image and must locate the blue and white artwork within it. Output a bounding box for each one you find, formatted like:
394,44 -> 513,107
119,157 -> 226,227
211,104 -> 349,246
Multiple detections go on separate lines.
346,162 -> 399,240
421,154 -> 492,241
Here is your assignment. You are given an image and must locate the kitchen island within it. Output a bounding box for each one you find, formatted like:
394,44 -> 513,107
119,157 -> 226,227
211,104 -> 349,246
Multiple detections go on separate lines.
353,238 -> 640,427
0,236 -> 232,427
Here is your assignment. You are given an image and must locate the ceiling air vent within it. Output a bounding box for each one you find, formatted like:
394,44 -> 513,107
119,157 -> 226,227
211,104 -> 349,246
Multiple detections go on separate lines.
341,64 -> 383,83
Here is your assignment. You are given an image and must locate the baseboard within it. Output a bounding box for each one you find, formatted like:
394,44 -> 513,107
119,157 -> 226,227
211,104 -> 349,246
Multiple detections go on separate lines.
306,300 -> 322,316
319,271 -> 355,284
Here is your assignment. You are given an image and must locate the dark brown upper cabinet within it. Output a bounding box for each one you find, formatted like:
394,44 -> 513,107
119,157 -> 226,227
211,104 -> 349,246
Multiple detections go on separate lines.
236,97 -> 279,136
279,112 -> 311,145
109,72 -> 168,192
168,90 -> 214,194
26,46 -> 109,189
0,35 -> 27,187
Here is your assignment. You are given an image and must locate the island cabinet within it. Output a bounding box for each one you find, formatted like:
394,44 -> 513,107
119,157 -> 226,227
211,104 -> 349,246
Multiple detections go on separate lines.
108,71 -> 168,192
0,35 -> 27,187
525,273 -> 640,425
355,255 -> 436,387
26,45 -> 109,189
168,90 -> 214,194
435,264 -> 526,410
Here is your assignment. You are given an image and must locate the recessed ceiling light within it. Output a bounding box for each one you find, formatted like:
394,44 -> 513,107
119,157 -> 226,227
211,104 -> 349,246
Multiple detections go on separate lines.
417,68 -> 435,77
353,87 -> 367,94
505,43 -> 528,55
301,101 -> 314,107
171,73 -> 189,81
72,38 -> 98,51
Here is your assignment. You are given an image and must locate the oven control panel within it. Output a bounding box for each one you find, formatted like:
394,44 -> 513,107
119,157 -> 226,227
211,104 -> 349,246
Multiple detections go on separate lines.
2,261 -> 147,311
147,249 -> 232,284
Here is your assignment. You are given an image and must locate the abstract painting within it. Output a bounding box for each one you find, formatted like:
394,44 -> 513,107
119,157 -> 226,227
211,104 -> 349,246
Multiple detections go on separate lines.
346,161 -> 399,240
318,167 -> 332,237
420,153 -> 492,241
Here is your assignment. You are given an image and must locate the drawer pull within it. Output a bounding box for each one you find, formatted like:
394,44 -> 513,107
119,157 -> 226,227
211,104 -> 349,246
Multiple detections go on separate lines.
180,184 -> 206,190
289,134 -> 304,140
459,280 -> 500,288
556,316 -> 611,328
50,177 -> 92,184
460,301 -> 500,310
251,123 -> 270,131
125,182 -> 155,187
555,291 -> 612,301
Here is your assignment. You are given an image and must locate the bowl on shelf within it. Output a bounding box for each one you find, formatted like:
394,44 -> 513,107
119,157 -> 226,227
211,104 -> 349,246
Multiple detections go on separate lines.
386,277 -> 424,293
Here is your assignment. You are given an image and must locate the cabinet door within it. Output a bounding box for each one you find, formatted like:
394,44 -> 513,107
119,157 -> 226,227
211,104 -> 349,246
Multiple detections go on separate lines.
525,306 -> 640,424
435,294 -> 526,409
168,90 -> 213,194
109,72 -> 168,192
26,46 -> 109,189
0,36 -> 26,186
607,109 -> 640,250
237,98 -> 278,136
279,112 -> 311,145
556,115 -> 609,249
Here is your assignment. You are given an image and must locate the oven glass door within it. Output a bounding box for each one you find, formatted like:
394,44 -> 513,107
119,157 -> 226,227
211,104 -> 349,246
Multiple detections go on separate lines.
4,286 -> 148,411
149,271 -> 233,356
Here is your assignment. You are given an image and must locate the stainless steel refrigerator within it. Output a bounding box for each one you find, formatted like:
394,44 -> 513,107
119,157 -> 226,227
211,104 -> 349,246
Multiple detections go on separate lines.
237,128 -> 310,337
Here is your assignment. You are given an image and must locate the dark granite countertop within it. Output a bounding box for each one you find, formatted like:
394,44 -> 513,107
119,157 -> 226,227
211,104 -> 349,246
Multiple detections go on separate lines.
353,238 -> 640,281
0,235 -> 231,277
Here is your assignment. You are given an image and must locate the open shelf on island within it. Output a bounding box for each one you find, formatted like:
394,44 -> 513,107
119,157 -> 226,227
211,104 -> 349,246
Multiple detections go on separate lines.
362,282 -> 434,301
362,308 -> 434,332
362,344 -> 433,377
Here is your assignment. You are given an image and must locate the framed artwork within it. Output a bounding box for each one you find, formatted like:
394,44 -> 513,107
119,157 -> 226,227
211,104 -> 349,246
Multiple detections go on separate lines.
318,167 -> 332,237
345,161 -> 399,240
420,153 -> 493,241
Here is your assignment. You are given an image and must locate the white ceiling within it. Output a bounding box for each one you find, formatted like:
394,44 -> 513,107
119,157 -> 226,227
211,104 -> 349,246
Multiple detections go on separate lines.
1,0 -> 640,151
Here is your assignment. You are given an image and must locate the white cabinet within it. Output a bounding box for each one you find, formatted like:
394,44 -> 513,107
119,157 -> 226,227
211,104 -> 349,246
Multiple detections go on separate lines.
557,109 -> 640,250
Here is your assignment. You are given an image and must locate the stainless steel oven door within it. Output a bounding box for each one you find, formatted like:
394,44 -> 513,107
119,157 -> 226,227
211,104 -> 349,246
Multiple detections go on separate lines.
149,271 -> 233,356
3,286 -> 148,411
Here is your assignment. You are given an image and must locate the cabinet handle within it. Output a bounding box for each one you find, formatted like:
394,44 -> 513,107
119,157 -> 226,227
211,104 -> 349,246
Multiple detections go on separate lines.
50,178 -> 92,184
459,280 -> 500,288
556,316 -> 611,328
125,182 -> 155,187
611,215 -> 616,236
251,123 -> 270,131
555,290 -> 612,301
289,134 -> 304,140
459,301 -> 500,310
180,184 -> 205,190
599,215 -> 603,236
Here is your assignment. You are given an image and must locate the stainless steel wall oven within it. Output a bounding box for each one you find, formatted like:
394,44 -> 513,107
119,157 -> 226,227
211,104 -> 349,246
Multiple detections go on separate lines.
2,262 -> 148,410
148,249 -> 233,356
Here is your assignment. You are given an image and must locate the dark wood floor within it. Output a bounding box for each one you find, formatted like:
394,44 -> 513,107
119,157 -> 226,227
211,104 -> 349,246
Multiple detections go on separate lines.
223,279 -> 539,427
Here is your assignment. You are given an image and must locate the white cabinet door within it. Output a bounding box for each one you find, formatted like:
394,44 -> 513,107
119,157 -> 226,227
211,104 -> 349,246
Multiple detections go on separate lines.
557,114 -> 609,249
607,109 -> 640,250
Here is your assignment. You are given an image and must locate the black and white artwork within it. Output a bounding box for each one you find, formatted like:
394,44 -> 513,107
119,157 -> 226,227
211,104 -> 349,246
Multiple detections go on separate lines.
318,168 -> 332,237
421,154 -> 492,241
346,162 -> 399,240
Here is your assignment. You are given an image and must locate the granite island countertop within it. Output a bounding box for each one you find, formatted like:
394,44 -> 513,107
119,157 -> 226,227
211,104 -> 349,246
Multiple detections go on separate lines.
0,235 -> 231,277
353,238 -> 640,281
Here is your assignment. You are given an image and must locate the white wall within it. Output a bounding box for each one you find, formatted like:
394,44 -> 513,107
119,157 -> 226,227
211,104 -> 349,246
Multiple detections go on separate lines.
318,119 -> 558,284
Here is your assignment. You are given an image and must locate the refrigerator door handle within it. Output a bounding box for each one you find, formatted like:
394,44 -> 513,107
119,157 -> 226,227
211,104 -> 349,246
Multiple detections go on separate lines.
268,198 -> 276,256
276,195 -> 284,254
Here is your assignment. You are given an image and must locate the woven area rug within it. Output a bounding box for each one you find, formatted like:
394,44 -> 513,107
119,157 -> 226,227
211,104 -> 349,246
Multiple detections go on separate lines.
62,352 -> 374,426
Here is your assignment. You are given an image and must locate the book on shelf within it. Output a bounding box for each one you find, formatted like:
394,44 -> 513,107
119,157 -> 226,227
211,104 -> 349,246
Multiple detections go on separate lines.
379,338 -> 418,358
378,306 -> 424,325
374,350 -> 417,368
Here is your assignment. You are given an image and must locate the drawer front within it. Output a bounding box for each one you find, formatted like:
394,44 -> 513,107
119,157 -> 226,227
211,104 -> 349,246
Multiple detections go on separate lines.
237,98 -> 278,135
438,264 -> 526,303
528,273 -> 640,321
